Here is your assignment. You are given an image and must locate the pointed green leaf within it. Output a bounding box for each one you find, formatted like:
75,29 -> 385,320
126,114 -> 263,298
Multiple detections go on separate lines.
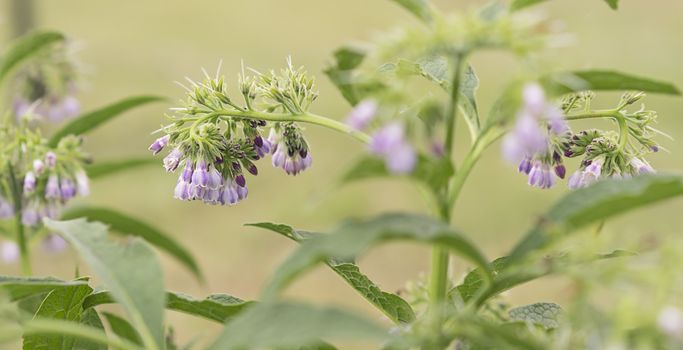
49,96 -> 165,147
509,175 -> 683,261
543,70 -> 680,96
0,276 -> 87,301
61,207 -> 202,282
82,291 -> 252,324
208,302 -> 387,350
74,309 -> 107,350
0,31 -> 65,84
510,0 -> 548,11
44,218 -> 166,350
20,318 -> 142,350
248,222 -> 415,324
23,281 -> 94,350
262,213 -> 492,299
509,302 -> 562,329
603,0 -> 618,10
85,158 -> 158,180
102,313 -> 142,346
390,0 -> 434,24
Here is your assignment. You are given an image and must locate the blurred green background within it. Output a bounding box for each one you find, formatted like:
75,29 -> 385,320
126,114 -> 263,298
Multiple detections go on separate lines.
1,0 -> 682,347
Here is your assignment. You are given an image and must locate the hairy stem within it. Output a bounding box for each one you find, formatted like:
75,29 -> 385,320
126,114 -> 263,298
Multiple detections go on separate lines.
443,53 -> 467,159
7,163 -> 31,275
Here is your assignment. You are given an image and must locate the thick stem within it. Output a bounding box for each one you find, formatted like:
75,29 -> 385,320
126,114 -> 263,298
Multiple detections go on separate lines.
212,110 -> 371,144
7,163 -> 31,275
443,53 -> 466,159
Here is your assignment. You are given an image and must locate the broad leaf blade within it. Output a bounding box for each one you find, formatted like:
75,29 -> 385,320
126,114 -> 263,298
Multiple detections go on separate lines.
102,312 -> 142,346
49,96 -> 165,147
544,70 -> 680,96
249,222 -> 415,324
23,282 -> 94,350
390,0 -> 434,24
85,158 -> 157,180
0,276 -> 87,301
61,207 -> 202,282
262,213 -> 492,299
208,302 -> 387,350
44,218 -> 166,350
74,309 -> 107,350
510,0 -> 548,11
0,31 -> 65,84
509,302 -> 562,329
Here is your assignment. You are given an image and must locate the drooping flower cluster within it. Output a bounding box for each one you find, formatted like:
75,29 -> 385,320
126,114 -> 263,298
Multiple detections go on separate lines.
150,61 -> 317,206
12,40 -> 81,122
503,84 -> 661,190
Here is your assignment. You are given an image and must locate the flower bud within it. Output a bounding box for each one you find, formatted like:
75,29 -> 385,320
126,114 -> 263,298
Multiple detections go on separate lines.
45,175 -> 61,199
33,159 -> 45,175
45,151 -> 57,168
148,135 -> 170,155
23,171 -> 36,194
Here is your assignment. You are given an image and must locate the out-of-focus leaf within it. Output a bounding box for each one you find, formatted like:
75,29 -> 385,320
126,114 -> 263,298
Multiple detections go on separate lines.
604,0 -> 619,10
83,291 -> 252,324
20,318 -> 142,350
248,222 -> 415,324
543,70 -> 680,96
0,31 -> 64,84
44,218 -> 166,350
390,0 -> 434,24
509,302 -> 563,329
324,46 -> 385,106
102,312 -> 142,346
262,213 -> 492,299
510,0 -> 548,11
74,309 -> 107,350
49,96 -> 165,147
509,175 -> 683,261
85,158 -> 157,180
23,281 -> 93,350
61,207 -> 202,282
0,276 -> 87,301
207,302 -> 387,350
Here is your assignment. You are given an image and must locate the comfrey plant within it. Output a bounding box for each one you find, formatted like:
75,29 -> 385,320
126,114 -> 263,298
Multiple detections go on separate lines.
1,1 -> 683,350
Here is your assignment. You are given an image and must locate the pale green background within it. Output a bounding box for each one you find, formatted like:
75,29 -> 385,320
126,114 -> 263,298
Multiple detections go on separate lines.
1,0 -> 682,348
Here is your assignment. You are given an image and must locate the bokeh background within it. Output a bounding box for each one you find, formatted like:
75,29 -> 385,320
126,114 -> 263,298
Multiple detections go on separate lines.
1,0 -> 682,348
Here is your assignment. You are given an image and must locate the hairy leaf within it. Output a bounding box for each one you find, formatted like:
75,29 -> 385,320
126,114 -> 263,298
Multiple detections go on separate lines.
390,0 -> 434,23
248,222 -> 415,324
262,213 -> 492,299
510,175 -> 683,260
102,312 -> 142,346
207,302 -> 387,350
44,219 -> 166,350
0,276 -> 87,301
61,207 -> 202,282
83,291 -> 252,324
49,96 -> 165,147
85,158 -> 157,180
0,31 -> 64,84
544,70 -> 680,96
509,302 -> 562,329
23,281 -> 93,350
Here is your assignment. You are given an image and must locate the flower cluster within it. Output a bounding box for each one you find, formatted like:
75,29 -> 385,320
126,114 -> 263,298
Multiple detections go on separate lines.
12,40 -> 81,123
150,61 -> 317,205
503,85 -> 661,190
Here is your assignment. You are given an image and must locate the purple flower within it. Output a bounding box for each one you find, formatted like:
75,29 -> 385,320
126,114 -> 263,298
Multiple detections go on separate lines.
630,157 -> 655,175
430,140 -> 445,157
501,113 -> 549,164
148,135 -> 170,155
75,170 -> 90,196
546,105 -> 569,135
527,161 -> 556,189
33,159 -> 45,175
45,151 -> 57,168
386,143 -> 417,175
369,122 -> 417,175
219,180 -> 248,205
13,97 -> 31,118
191,160 -> 210,187
45,175 -> 61,199
173,178 -> 191,201
23,172 -> 36,194
0,196 -> 13,219
0,241 -> 19,264
346,100 -> 378,131
41,234 -> 68,254
567,158 -> 604,189
181,161 -> 194,182
21,202 -> 39,226
60,95 -> 81,119
163,148 -> 183,172
253,136 -> 272,158
522,83 -> 546,115
60,178 -> 77,200
554,164 -> 566,179
272,146 -> 313,176
42,202 -> 60,219
518,156 -> 532,174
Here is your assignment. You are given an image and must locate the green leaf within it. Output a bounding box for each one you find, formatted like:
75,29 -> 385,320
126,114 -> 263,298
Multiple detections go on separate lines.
509,302 -> 562,329
510,175 -> 683,261
20,318 -> 142,350
390,0 -> 434,24
543,70 -> 680,96
0,276 -> 87,301
342,155 -> 454,193
83,291 -> 252,324
0,31 -> 65,84
603,0 -> 618,10
510,0 -> 548,11
207,302 -> 387,350
248,222 -> 415,324
23,281 -> 94,350
74,309 -> 107,350
262,213 -> 492,299
85,158 -> 158,180
44,218 -> 166,350
324,47 -> 386,106
49,96 -> 165,147
102,313 -> 142,346
61,207 -> 202,282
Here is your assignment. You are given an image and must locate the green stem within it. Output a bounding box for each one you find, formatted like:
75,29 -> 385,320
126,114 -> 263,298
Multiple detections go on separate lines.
212,110 -> 371,144
564,109 -> 619,121
7,163 -> 31,275
616,116 -> 628,151
443,52 -> 466,158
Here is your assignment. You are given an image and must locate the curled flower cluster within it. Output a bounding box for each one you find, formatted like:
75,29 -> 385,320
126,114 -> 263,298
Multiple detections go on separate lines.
12,41 -> 81,123
150,61 -> 318,206
503,84 -> 660,190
